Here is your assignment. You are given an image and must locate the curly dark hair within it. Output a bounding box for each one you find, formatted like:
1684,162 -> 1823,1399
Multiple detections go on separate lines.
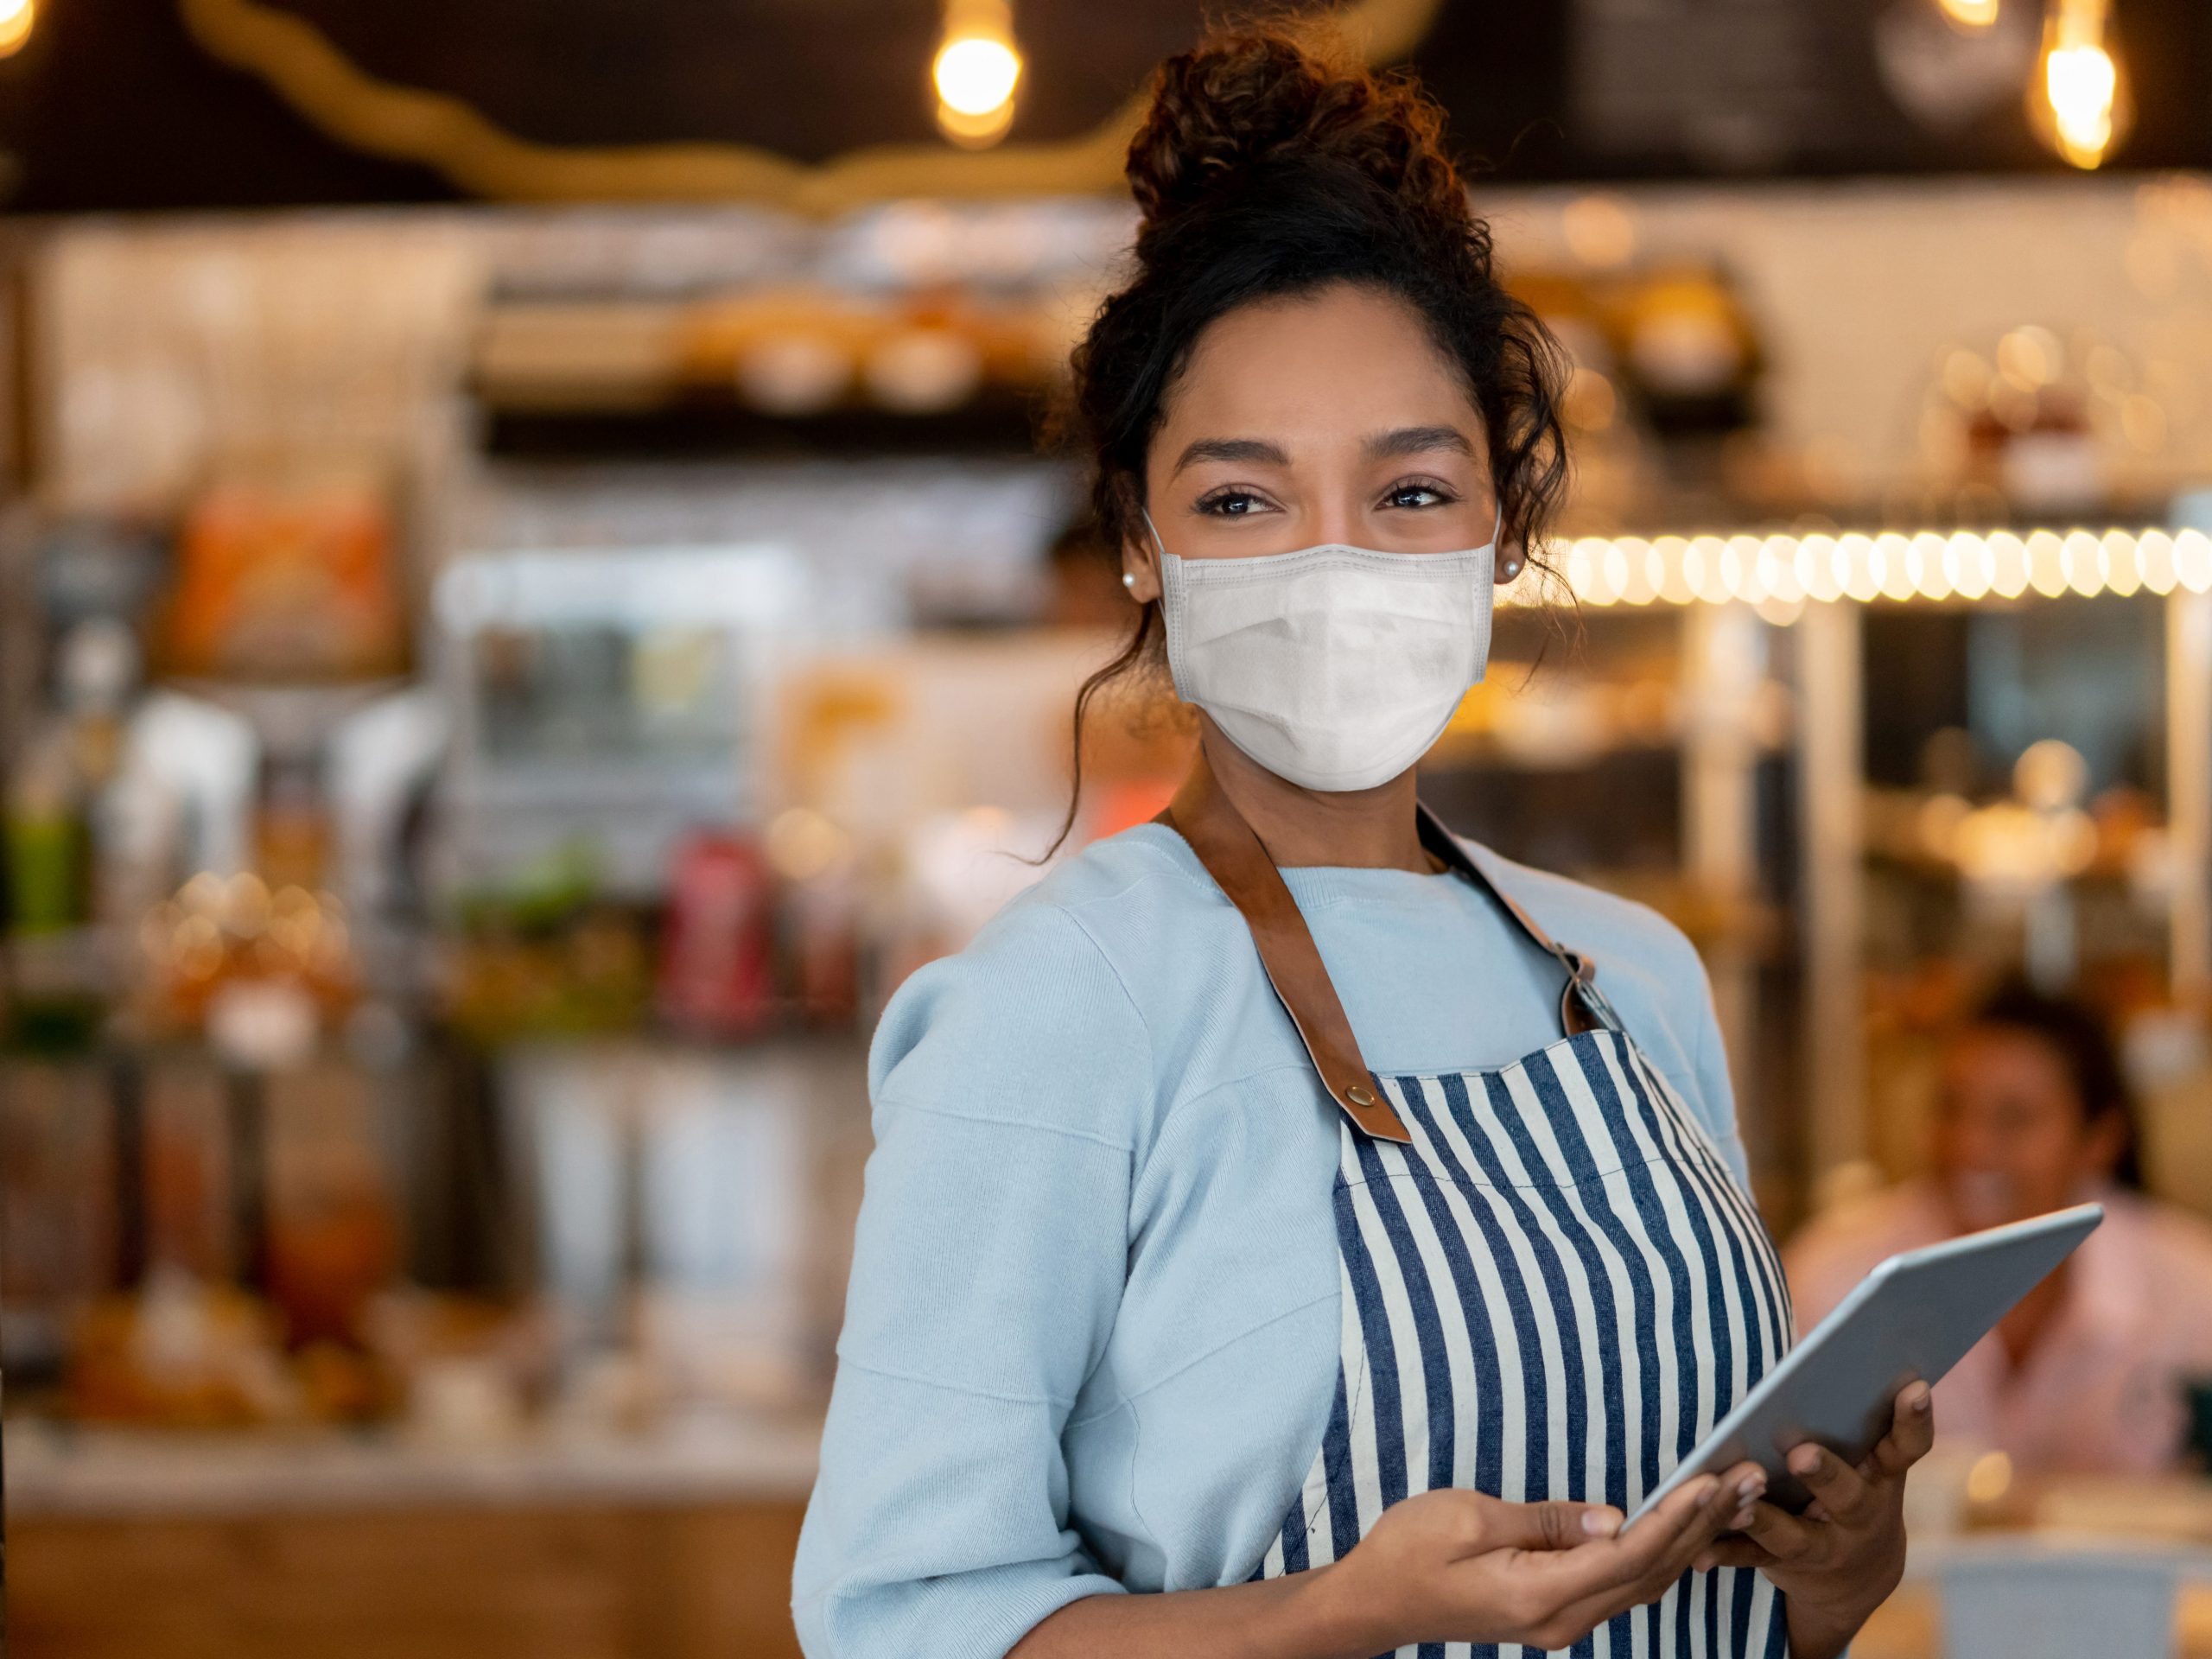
1047,23 -> 1573,850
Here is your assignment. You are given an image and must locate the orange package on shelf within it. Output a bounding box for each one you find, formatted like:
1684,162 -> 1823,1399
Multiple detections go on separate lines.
160,469 -> 410,683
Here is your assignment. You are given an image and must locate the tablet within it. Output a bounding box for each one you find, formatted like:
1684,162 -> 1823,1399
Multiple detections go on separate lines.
1622,1201 -> 2103,1529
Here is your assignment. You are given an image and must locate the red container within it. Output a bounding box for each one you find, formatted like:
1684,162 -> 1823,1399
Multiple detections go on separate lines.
658,832 -> 778,1036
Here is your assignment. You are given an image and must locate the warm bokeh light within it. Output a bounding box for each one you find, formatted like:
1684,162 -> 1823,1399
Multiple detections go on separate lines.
1965,1449 -> 2016,1506
2033,0 -> 2131,169
0,0 -> 35,58
934,35 -> 1020,118
1936,0 -> 2001,25
932,0 -> 1021,147
2046,42 -> 2117,162
1560,193 -> 1638,269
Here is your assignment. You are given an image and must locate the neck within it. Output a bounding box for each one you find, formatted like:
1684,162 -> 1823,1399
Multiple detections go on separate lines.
1192,717 -> 1440,873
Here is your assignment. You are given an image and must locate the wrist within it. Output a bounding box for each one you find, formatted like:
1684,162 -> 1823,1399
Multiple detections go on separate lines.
1293,1557 -> 1406,1659
1782,1597 -> 1858,1659
1781,1564 -> 1897,1659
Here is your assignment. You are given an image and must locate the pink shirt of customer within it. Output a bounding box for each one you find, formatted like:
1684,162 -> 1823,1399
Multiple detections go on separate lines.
1786,1180 -> 2212,1475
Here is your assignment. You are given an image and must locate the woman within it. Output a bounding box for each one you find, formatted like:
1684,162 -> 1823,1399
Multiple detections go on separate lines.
794,29 -> 1927,1659
1789,979 -> 2212,1476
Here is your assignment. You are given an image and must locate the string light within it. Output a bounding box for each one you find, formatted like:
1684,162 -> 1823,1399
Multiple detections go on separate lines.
2027,530 -> 2067,598
933,0 -> 1022,148
2104,529 -> 2142,596
1504,526 -> 2212,616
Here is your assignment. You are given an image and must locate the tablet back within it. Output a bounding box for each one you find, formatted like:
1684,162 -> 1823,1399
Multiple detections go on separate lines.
1633,1202 -> 2103,1521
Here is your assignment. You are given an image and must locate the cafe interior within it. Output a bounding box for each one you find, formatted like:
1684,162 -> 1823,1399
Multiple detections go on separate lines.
6,0 -> 2212,1655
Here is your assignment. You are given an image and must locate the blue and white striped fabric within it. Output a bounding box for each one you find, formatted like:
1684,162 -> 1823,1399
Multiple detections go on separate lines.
1252,1027 -> 1793,1659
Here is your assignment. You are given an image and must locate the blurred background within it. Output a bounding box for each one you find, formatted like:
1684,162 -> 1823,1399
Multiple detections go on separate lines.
5,1 -> 2212,1655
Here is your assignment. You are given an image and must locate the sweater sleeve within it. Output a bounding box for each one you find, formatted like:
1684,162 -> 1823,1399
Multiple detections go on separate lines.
791,898 -> 1154,1659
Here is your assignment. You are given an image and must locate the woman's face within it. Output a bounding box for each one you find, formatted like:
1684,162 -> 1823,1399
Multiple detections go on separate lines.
1933,1025 -> 2124,1229
1122,283 -> 1498,596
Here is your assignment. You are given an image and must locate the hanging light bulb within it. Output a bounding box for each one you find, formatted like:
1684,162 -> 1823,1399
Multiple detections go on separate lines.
2030,0 -> 2132,169
0,0 -> 35,59
933,0 -> 1022,149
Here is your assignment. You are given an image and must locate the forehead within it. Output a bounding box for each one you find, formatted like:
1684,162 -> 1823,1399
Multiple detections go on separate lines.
1945,1027 -> 2074,1096
1156,283 -> 1478,445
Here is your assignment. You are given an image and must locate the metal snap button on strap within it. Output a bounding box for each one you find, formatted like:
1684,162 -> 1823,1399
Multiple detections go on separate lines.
1344,1084 -> 1377,1108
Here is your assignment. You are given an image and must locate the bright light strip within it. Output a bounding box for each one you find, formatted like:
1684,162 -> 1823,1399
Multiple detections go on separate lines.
1602,539 -> 1630,604
1802,535 -> 1842,602
1501,525 -> 2210,617
2141,531 -> 2177,594
1911,532 -> 1950,601
2105,530 -> 2141,596
1622,538 -> 1658,605
2182,529 -> 2212,592
2027,530 -> 2068,597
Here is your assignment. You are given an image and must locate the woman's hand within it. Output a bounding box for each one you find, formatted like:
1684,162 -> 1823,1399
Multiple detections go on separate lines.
1314,1460 -> 1769,1655
1694,1381 -> 1936,1659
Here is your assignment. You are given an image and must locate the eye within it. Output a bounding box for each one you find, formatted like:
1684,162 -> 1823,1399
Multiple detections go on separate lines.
1381,479 -> 1458,511
1194,488 -> 1273,518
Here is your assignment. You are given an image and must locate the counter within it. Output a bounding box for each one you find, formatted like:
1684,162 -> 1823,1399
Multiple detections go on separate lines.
4,1416 -> 821,1659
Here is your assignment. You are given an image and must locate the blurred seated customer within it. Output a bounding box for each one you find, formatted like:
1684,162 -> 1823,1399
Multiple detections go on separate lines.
1787,977 -> 2212,1476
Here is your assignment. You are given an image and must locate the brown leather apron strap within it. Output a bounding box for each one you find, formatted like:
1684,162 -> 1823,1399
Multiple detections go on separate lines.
1155,751 -> 1623,1144
1156,755 -> 1413,1144
1414,804 -> 1624,1040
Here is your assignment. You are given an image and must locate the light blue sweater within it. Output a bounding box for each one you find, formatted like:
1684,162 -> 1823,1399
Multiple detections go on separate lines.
792,821 -> 1747,1658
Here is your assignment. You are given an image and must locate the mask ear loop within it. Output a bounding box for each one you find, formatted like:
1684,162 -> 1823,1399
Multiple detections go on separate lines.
1139,505 -> 1170,563
1135,506 -> 1176,604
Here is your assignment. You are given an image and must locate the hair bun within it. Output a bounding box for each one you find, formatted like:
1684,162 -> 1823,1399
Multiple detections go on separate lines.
1125,29 -> 1467,236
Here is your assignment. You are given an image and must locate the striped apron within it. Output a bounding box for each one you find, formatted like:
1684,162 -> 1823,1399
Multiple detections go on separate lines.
1154,759 -> 1792,1659
1249,1032 -> 1794,1659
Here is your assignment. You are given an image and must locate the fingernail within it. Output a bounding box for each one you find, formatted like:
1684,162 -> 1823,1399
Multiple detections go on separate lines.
1583,1508 -> 1620,1537
1737,1475 -> 1764,1500
1908,1385 -> 1932,1414
1732,1506 -> 1756,1529
1788,1446 -> 1820,1476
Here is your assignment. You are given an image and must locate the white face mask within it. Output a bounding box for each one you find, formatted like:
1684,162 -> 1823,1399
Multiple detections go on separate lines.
1146,510 -> 1497,793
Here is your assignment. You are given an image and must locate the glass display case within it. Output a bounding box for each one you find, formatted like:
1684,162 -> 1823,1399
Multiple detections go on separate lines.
429,542 -> 810,899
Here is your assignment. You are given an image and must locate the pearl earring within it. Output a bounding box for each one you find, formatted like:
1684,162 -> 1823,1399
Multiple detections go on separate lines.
1122,572 -> 1137,588
1500,556 -> 1522,580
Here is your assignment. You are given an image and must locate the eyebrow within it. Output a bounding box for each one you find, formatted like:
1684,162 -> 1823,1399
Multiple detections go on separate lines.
1170,426 -> 1477,476
1363,424 -> 1476,461
1170,436 -> 1289,475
